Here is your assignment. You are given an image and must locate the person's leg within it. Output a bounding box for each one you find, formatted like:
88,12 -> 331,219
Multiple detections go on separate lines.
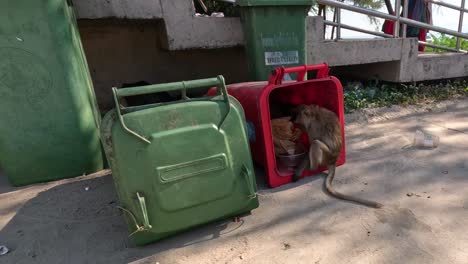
418,29 -> 427,51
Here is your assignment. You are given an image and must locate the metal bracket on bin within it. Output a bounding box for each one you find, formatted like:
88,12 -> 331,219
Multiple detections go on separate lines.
242,165 -> 257,199
116,192 -> 152,237
136,192 -> 152,230
112,76 -> 231,144
268,63 -> 330,85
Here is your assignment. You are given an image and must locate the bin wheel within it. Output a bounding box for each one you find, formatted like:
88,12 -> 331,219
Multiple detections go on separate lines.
233,211 -> 252,222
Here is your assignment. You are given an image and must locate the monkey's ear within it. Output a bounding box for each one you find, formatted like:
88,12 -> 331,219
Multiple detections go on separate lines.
293,104 -> 307,112
290,104 -> 303,121
311,104 -> 320,110
306,105 -> 319,117
303,106 -> 314,116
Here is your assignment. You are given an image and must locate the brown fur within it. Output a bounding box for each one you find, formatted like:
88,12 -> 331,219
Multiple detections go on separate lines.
292,104 -> 383,208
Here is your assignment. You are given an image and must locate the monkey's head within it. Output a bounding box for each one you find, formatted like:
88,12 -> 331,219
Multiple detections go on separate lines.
292,104 -> 320,130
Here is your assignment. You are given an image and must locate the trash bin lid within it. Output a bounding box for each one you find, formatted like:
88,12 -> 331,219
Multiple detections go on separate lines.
237,0 -> 313,6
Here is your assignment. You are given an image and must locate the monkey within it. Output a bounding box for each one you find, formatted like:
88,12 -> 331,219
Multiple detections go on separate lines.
269,102 -> 297,119
292,104 -> 383,208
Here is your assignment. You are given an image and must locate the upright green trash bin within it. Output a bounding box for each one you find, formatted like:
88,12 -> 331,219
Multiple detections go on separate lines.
0,0 -> 103,186
238,0 -> 312,80
101,77 -> 259,246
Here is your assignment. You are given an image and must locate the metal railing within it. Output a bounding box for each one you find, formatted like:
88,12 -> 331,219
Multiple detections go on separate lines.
317,0 -> 468,53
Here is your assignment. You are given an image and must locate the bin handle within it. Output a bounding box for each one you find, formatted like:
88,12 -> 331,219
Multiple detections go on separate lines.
112,76 -> 231,144
268,63 -> 330,85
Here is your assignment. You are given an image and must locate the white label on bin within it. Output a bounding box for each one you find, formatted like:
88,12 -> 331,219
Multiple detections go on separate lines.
265,51 -> 299,66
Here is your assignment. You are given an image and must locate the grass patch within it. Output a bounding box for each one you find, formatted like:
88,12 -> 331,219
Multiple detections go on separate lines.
343,79 -> 468,113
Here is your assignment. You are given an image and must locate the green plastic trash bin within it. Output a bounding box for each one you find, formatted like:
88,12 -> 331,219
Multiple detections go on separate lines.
238,0 -> 312,80
0,0 -> 103,186
101,76 -> 259,246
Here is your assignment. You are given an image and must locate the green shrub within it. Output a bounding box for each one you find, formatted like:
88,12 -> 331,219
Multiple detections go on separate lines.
343,79 -> 468,113
426,34 -> 468,53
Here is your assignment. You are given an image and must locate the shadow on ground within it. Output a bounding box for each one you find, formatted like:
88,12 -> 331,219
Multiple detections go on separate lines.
1,99 -> 468,264
0,174 -> 252,263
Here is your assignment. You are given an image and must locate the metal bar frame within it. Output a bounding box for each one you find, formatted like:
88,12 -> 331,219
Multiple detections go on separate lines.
456,0 -> 466,49
317,0 -> 468,52
402,0 -> 408,38
337,7 -> 342,40
419,41 -> 468,53
426,0 -> 468,12
394,0 -> 401,37
324,20 -> 393,38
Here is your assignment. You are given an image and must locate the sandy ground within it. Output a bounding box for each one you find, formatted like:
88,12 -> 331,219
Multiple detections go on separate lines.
1,98 -> 468,264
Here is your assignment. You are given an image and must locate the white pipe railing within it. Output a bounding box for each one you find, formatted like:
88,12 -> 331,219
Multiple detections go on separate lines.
402,0 -> 408,38
394,0 -> 401,38
324,20 -> 394,38
318,0 -> 468,52
456,0 -> 466,49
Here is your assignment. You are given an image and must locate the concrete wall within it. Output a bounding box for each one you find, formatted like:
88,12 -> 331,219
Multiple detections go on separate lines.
78,19 -> 248,111
74,0 -> 467,94
75,0 -> 244,50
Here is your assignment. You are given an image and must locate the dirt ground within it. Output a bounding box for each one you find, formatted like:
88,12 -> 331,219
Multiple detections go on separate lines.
1,98 -> 468,264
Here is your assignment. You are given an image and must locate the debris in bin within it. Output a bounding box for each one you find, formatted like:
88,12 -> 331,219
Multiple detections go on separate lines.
413,130 -> 439,148
0,245 -> 9,256
246,121 -> 256,142
271,117 -> 302,155
271,117 -> 307,170
210,12 -> 225,17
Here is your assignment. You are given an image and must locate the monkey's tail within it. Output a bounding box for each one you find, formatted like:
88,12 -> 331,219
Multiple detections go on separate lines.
325,165 -> 383,208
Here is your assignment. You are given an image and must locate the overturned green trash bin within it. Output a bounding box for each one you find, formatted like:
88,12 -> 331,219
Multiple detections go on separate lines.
101,76 -> 259,245
0,0 -> 103,186
238,0 -> 312,80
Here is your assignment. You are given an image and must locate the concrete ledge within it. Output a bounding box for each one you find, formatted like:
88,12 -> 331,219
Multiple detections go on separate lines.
307,17 -> 403,67
318,39 -> 403,66
75,0 -> 163,19
159,1 -> 243,50
160,17 -> 244,50
75,0 -> 243,50
414,53 -> 468,81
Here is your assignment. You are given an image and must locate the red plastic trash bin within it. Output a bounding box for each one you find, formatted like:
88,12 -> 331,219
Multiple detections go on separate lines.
209,64 -> 346,188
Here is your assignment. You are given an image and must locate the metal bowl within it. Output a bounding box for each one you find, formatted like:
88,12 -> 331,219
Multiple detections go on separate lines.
276,151 -> 306,168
